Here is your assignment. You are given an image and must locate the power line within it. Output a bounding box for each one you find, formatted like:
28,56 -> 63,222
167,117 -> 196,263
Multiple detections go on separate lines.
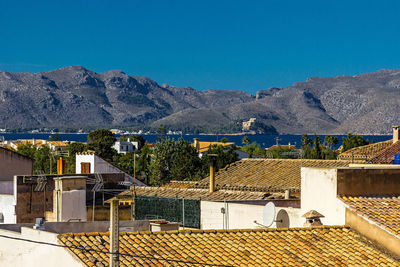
0,234 -> 233,267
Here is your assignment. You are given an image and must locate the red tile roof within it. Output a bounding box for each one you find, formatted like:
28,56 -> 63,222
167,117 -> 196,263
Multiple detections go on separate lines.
369,141 -> 400,164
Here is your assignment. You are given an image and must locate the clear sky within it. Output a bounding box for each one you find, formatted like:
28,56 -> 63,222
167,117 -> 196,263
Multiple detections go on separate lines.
1,0 -> 400,94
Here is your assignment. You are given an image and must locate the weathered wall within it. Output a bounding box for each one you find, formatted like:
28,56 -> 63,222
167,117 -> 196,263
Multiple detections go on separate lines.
337,168 -> 400,196
301,167 -> 346,226
87,205 -> 132,221
0,148 -> 33,192
345,208 -> 400,257
0,227 -> 83,267
0,194 -> 16,223
15,173 -> 126,223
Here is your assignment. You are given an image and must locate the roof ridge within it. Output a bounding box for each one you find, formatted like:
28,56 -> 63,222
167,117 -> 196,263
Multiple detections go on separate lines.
58,225 -> 349,238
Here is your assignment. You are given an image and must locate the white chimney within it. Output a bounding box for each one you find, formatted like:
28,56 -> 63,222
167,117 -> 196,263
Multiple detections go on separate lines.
393,126 -> 400,144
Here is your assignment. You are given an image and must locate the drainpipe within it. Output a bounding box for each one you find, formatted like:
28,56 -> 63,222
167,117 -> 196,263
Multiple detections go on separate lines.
110,199 -> 119,267
208,154 -> 217,193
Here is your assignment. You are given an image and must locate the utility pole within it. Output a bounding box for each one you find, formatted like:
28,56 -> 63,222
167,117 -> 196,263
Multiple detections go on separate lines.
110,199 -> 119,267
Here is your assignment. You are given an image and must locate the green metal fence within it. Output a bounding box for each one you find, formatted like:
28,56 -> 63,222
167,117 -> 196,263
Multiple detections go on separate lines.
135,195 -> 201,228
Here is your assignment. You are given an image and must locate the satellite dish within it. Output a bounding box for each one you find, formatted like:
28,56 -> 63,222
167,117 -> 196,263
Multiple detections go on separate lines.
276,209 -> 290,228
263,202 -> 276,227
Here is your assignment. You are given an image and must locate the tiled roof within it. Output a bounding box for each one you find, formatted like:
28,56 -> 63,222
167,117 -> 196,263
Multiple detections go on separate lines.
58,226 -> 399,266
266,144 -> 297,150
369,141 -> 400,164
340,195 -> 400,237
196,141 -> 235,153
338,140 -> 393,161
194,159 -> 349,192
161,180 -> 198,189
130,186 -> 283,201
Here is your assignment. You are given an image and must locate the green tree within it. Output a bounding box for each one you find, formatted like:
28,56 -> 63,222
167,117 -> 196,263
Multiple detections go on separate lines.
242,136 -> 251,145
342,133 -> 369,152
149,138 -> 202,185
87,129 -> 117,161
310,135 -> 322,159
200,144 -> 239,175
16,144 -> 36,159
221,137 -> 228,143
242,142 -> 265,158
301,134 -> 313,158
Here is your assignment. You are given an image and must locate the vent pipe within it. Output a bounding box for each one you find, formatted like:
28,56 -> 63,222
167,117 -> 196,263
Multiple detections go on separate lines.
209,154 -> 217,193
110,199 -> 119,267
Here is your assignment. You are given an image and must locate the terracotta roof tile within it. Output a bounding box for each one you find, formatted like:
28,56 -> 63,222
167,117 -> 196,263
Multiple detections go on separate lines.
369,141 -> 400,164
194,159 -> 349,192
129,186 -> 281,201
340,195 -> 400,237
161,181 -> 198,189
338,140 -> 393,162
58,226 -> 399,266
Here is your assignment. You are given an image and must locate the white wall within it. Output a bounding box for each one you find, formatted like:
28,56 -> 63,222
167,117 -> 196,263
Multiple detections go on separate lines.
0,194 -> 16,224
301,167 -> 346,226
201,201 -> 266,230
60,190 -> 87,222
201,201 -> 304,230
75,154 -> 146,186
0,227 -> 83,267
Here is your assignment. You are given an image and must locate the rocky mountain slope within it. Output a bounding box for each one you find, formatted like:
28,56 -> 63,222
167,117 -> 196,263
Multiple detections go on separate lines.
0,66 -> 399,134
154,69 -> 400,134
0,66 -> 254,128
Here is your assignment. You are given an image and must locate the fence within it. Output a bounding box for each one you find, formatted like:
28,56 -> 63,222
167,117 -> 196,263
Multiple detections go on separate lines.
135,195 -> 201,228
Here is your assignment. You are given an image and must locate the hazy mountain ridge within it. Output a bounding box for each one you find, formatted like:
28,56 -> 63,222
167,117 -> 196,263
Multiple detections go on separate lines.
0,66 -> 254,128
0,66 -> 399,133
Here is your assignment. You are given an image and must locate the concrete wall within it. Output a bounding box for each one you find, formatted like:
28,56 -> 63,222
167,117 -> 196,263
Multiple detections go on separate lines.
0,148 -> 33,188
337,168 -> 400,196
0,194 -> 16,223
59,190 -> 87,222
301,167 -> 346,226
200,201 -> 303,230
0,227 -> 83,267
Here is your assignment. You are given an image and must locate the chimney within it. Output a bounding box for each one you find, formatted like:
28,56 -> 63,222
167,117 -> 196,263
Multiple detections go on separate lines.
194,138 -> 200,152
53,176 -> 87,222
303,210 -> 324,227
57,157 -> 66,175
150,220 -> 180,232
393,126 -> 400,144
208,154 -> 217,193
284,189 -> 290,199
109,199 -> 119,267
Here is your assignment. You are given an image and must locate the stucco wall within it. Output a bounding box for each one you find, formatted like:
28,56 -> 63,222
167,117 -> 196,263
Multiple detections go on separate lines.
201,201 -> 303,230
0,148 -> 33,186
0,194 -> 16,224
337,168 -> 400,196
59,190 -> 87,222
301,167 -> 346,226
0,227 -> 83,267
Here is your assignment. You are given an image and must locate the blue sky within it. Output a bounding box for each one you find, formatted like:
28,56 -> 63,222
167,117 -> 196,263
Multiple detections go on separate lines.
1,0 -> 399,94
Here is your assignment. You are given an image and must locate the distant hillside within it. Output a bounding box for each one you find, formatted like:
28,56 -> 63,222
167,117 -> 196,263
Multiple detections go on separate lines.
153,69 -> 400,134
0,66 -> 399,134
0,66 -> 254,129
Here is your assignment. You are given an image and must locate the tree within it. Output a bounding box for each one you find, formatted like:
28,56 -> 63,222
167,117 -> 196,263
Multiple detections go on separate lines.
310,135 -> 322,159
242,142 -> 265,158
301,134 -> 313,158
149,138 -> 202,186
200,144 -> 239,174
342,133 -> 369,152
87,129 -> 117,161
221,137 -> 228,143
242,136 -> 251,145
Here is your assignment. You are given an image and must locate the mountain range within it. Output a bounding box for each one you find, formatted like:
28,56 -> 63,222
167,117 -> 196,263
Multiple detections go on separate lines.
0,66 -> 399,134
